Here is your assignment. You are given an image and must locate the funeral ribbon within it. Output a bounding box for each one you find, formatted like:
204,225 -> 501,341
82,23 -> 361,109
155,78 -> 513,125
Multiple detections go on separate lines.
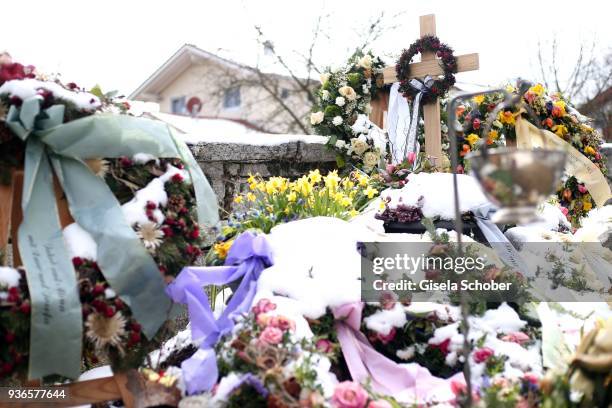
165,231 -> 273,394
515,116 -> 612,207
5,97 -> 219,379
332,302 -> 464,402
472,203 -> 533,277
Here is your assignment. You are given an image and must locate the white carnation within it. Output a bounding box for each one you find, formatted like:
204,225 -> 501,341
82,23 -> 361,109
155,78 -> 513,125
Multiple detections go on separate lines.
335,140 -> 347,149
335,96 -> 346,107
332,116 -> 343,126
396,346 -> 416,360
321,90 -> 330,100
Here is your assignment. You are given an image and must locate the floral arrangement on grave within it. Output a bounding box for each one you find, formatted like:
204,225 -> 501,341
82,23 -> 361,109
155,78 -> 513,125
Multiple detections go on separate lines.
310,51 -> 387,171
0,53 -> 218,382
171,298 -> 402,407
207,170 -> 382,265
454,83 -> 608,226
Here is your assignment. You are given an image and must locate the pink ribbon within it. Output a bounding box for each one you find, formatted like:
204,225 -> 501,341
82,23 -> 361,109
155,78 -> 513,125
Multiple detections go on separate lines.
332,302 -> 464,403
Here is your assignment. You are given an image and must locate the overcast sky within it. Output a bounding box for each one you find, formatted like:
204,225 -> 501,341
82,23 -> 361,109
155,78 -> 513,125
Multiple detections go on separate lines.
2,0 -> 611,98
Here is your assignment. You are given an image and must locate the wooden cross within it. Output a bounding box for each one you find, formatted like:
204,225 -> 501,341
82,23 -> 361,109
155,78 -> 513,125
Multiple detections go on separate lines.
372,14 -> 479,164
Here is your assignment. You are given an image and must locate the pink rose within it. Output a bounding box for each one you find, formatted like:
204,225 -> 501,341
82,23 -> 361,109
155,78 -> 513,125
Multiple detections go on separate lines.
252,298 -> 276,315
385,164 -> 396,174
406,152 -> 416,165
577,184 -> 587,194
376,327 -> 396,345
316,339 -> 333,353
523,372 -> 539,385
560,206 -> 569,216
331,381 -> 368,408
367,400 -> 392,408
268,315 -> 295,332
473,347 -> 494,363
501,331 -> 530,345
256,313 -> 271,327
258,326 -> 283,345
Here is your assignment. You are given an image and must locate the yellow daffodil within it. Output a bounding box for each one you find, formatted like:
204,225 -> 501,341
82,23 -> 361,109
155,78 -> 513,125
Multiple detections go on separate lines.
288,191 -> 297,202
364,186 -> 378,199
472,94 -> 485,105
246,192 -> 256,202
379,200 -> 386,210
488,130 -> 499,140
505,84 -> 516,93
233,195 -> 244,204
355,173 -> 369,187
349,209 -> 359,217
247,174 -> 256,184
324,170 -> 340,190
466,133 -> 480,147
308,169 -> 322,184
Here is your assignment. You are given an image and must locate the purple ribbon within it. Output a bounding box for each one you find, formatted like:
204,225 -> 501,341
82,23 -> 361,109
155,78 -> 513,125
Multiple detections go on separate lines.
165,231 -> 273,394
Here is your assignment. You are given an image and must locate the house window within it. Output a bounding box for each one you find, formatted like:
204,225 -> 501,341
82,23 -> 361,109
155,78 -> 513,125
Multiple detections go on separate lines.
171,96 -> 186,114
223,87 -> 241,109
280,88 -> 289,99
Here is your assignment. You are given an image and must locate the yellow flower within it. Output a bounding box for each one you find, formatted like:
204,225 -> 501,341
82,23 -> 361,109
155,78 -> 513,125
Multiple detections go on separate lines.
529,84 -> 544,96
583,200 -> 592,212
355,172 -> 369,187
213,240 -> 234,259
246,192 -> 256,202
552,124 -> 568,137
288,191 -> 297,202
247,174 -> 256,184
308,169 -> 322,184
498,110 -> 516,126
584,146 -> 596,155
340,196 -> 352,207
233,195 -> 243,204
466,133 -> 480,147
472,94 -> 485,105
379,200 -> 386,210
364,186 -> 378,199
488,130 -> 499,140
505,84 -> 516,93
348,209 -> 359,217
324,170 -> 340,190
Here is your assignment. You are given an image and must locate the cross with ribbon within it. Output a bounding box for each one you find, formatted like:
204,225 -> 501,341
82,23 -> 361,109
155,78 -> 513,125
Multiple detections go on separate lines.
373,14 -> 480,165
3,95 -> 219,380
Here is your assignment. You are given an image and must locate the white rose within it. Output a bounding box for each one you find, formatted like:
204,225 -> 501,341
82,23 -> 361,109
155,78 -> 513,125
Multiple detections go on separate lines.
358,54 -> 373,69
338,85 -> 357,101
350,138 -> 369,156
320,73 -> 330,84
335,96 -> 346,107
362,151 -> 379,169
335,140 -> 347,149
321,90 -> 330,100
310,111 -> 324,125
332,116 -> 343,126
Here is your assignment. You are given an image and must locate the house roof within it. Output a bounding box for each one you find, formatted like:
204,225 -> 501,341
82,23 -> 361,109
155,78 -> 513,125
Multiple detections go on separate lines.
129,44 -> 250,101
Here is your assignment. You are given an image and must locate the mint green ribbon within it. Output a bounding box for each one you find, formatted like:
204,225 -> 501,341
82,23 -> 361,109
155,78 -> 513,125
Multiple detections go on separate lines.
6,97 -> 218,379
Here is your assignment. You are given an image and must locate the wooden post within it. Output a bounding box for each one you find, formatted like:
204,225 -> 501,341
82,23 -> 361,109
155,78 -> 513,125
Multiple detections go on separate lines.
0,172 -> 14,265
418,15 -> 443,164
10,170 -> 23,266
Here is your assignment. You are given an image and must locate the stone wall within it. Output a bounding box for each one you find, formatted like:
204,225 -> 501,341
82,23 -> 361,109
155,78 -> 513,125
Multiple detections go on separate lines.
190,138 -> 337,214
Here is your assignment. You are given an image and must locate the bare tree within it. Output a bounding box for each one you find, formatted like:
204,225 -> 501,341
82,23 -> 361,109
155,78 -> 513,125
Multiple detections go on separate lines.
198,11 -> 403,134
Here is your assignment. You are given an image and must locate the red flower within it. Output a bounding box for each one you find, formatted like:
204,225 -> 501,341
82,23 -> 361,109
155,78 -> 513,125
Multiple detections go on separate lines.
542,117 -> 553,128
67,82 -> 79,90
104,306 -> 115,318
171,173 -> 184,183
129,331 -> 141,344
473,347 -> 494,363
7,287 -> 19,303
430,338 -> 451,355
72,257 -> 84,268
119,157 -> 133,167
92,283 -> 105,297
161,226 -> 174,237
472,118 -> 481,130
19,301 -> 31,315
0,62 -> 35,83
316,339 -> 333,353
146,201 -> 157,210
189,227 -> 200,240
377,327 -> 397,345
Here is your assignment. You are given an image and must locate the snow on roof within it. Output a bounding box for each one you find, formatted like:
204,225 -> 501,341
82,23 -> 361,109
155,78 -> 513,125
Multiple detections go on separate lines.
147,111 -> 329,146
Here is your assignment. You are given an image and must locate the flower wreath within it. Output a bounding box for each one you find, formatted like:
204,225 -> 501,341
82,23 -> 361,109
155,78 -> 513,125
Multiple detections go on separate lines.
396,35 -> 457,104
